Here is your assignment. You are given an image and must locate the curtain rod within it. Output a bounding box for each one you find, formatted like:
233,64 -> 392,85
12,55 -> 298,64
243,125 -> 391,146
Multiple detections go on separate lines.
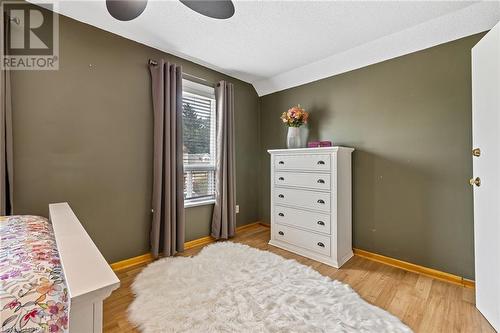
148,59 -> 216,87
183,73 -> 216,87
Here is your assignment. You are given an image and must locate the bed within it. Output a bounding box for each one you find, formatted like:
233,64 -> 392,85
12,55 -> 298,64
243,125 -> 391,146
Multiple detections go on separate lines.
0,203 -> 120,333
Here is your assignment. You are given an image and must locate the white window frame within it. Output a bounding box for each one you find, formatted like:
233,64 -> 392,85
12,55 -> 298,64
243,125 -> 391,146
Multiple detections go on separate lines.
182,79 -> 216,208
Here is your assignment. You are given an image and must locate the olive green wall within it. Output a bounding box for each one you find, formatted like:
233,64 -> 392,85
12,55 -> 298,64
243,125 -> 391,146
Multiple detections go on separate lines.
259,34 -> 484,279
10,13 -> 260,263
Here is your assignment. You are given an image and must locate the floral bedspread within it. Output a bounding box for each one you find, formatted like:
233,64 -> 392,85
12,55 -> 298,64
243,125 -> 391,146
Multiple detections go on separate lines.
0,216 -> 68,333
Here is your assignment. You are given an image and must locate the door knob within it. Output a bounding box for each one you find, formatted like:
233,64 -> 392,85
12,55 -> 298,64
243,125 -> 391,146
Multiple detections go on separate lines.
472,148 -> 481,157
469,177 -> 481,187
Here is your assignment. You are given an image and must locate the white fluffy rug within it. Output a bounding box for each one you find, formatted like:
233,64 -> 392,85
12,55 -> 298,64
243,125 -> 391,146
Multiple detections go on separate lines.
129,242 -> 412,333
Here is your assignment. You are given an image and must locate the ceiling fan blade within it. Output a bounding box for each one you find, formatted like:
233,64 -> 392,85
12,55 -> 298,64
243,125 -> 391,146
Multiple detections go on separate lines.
179,0 -> 235,19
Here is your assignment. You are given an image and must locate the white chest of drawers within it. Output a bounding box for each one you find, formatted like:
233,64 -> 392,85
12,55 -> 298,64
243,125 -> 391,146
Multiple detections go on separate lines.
268,147 -> 354,268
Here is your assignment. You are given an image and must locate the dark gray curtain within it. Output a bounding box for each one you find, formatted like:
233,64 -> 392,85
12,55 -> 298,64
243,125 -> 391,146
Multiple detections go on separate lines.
0,13 -> 13,215
149,60 -> 184,258
211,81 -> 236,239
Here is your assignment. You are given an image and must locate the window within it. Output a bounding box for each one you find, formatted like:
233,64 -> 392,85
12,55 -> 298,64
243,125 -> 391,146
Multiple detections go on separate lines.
182,80 -> 216,206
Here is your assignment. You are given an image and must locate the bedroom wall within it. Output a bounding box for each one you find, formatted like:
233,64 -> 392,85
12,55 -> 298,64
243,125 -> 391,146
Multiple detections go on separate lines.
259,33 -> 484,279
10,12 -> 260,263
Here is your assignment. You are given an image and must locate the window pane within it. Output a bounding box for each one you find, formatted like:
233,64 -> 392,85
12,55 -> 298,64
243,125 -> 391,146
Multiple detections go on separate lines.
182,89 -> 216,201
183,170 -> 215,200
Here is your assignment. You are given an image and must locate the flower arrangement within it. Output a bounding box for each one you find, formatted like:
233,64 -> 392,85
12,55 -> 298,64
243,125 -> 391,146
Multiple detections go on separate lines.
280,105 -> 309,127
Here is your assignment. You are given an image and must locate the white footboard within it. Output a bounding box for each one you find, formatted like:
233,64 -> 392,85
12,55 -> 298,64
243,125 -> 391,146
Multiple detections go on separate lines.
49,203 -> 120,333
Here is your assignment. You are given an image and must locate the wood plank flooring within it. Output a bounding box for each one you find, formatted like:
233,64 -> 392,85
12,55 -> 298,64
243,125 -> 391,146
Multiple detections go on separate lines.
103,224 -> 494,332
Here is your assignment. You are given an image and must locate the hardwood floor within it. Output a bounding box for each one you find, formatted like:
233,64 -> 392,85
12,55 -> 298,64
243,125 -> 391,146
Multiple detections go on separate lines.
103,224 -> 494,332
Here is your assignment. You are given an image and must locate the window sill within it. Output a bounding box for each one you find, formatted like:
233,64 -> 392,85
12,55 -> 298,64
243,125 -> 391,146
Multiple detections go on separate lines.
184,199 -> 216,208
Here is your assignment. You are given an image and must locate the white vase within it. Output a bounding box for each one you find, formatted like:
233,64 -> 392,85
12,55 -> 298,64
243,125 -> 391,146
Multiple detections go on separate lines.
300,125 -> 309,147
287,126 -> 308,149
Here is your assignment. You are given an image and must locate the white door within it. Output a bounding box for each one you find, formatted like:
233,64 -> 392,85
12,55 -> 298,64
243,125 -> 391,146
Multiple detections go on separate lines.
472,22 -> 500,331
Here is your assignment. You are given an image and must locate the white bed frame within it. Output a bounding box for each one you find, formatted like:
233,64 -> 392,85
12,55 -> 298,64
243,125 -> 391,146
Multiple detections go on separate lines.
49,202 -> 120,333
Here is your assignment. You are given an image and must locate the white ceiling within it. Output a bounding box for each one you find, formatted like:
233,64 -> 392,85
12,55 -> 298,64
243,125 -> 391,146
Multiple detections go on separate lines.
34,0 -> 500,96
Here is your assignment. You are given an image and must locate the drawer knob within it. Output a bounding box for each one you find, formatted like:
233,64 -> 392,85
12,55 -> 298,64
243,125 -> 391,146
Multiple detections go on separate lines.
317,199 -> 325,204
278,177 -> 285,181
317,221 -> 325,226
278,194 -> 284,198
317,160 -> 325,165
317,179 -> 325,184
278,231 -> 284,236
317,242 -> 325,247
278,213 -> 284,217
279,161 -> 285,165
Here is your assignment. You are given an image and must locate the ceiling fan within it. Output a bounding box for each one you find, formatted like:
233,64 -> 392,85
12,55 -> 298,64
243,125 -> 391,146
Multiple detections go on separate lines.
106,0 -> 235,21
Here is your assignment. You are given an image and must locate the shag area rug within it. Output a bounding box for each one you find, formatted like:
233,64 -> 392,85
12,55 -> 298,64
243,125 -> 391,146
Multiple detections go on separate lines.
129,242 -> 412,333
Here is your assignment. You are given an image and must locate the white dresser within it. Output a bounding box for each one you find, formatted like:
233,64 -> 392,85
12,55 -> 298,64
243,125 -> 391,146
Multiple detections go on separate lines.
268,147 -> 354,268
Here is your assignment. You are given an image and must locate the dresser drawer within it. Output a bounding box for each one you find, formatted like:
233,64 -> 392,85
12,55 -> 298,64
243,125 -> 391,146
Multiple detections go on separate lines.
275,154 -> 330,171
275,172 -> 331,190
274,188 -> 331,212
274,224 -> 331,256
274,205 -> 331,234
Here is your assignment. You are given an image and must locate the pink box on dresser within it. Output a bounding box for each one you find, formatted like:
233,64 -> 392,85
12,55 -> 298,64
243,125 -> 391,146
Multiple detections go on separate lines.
307,141 -> 333,148
307,141 -> 320,148
319,141 -> 332,147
